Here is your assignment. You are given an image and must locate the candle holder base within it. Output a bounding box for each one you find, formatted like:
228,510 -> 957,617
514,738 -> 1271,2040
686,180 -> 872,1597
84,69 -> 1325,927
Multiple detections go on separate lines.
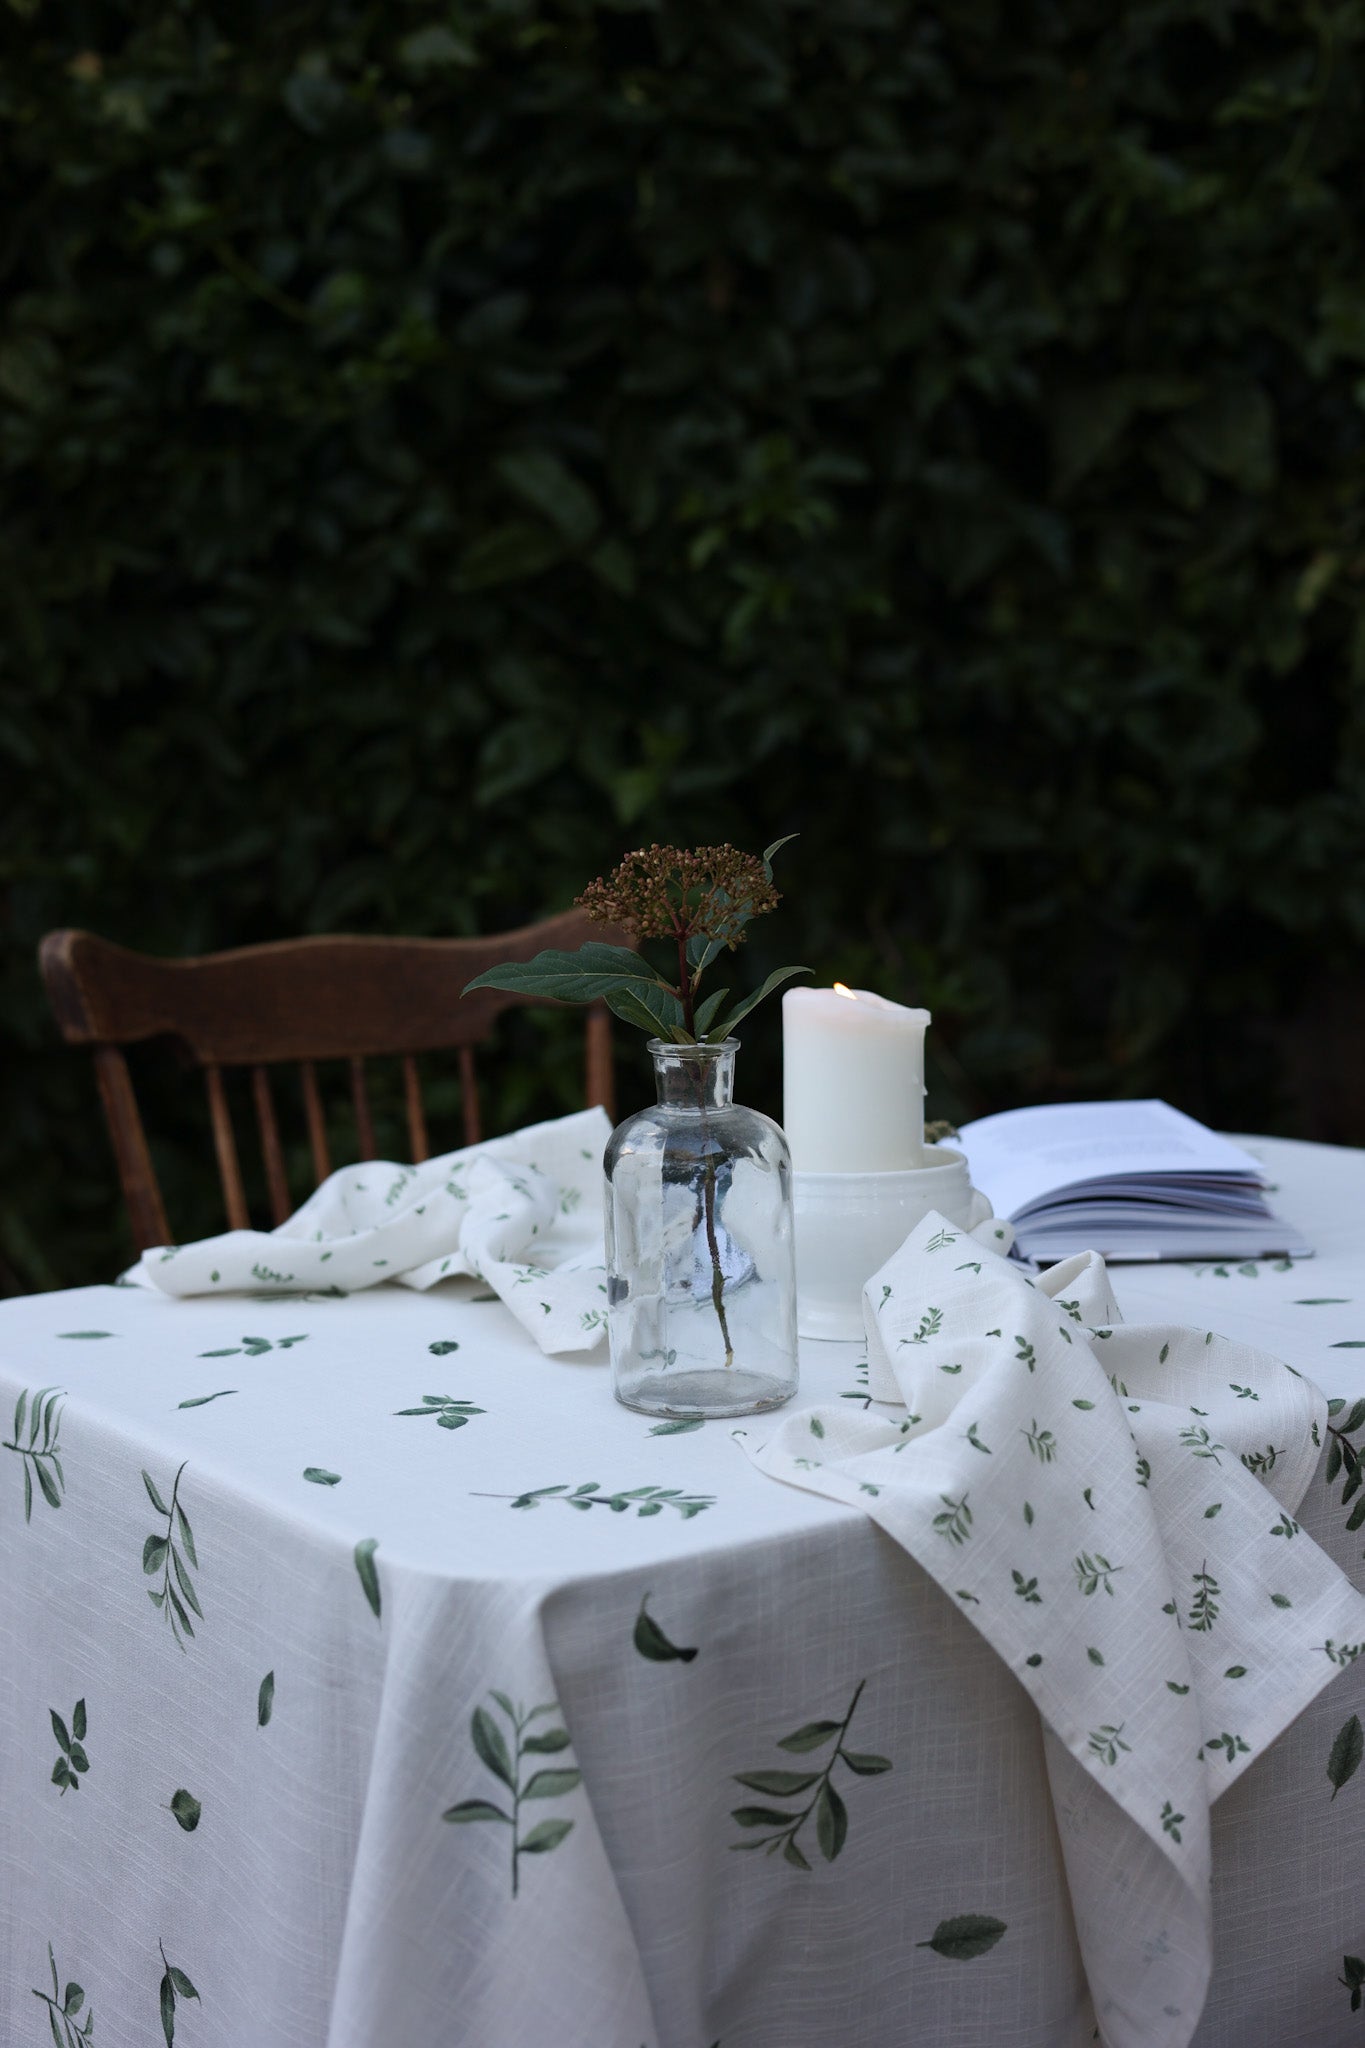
793,1146 -> 1006,1342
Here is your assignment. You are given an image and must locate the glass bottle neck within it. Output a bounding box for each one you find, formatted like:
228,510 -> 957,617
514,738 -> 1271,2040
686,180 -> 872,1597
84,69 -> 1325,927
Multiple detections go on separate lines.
650,1039 -> 738,1111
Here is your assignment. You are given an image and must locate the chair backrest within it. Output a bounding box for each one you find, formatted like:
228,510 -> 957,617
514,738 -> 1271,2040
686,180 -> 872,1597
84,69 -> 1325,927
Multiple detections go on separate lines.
39,910 -> 621,1253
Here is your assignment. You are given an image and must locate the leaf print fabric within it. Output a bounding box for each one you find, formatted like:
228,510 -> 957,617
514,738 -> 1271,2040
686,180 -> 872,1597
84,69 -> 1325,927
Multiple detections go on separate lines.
122,1109 -> 614,1357
744,1209 -> 1365,2048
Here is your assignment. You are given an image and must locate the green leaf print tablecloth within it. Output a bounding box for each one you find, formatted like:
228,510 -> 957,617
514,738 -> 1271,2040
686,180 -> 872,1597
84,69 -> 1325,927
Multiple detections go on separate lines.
3,1134 -> 1364,2048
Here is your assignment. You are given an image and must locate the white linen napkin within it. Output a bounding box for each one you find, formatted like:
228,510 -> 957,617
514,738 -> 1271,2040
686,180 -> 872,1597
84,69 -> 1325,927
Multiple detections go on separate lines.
746,1210 -> 1365,2048
126,1108 -> 613,1355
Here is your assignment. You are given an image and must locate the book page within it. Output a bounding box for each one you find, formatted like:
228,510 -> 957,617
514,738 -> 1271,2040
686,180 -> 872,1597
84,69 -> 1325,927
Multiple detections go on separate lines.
954,1100 -> 1264,1223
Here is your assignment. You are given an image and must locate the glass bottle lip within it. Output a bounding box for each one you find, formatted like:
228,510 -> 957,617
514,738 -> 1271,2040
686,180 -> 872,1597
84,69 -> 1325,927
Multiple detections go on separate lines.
647,1037 -> 739,1059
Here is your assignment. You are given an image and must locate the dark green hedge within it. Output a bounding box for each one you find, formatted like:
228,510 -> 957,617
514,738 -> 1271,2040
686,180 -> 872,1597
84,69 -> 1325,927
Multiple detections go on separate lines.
4,0 -> 1365,1289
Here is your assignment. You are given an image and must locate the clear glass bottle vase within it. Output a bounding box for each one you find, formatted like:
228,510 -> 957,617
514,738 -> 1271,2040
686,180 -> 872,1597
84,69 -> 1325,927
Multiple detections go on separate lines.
604,1038 -> 798,1418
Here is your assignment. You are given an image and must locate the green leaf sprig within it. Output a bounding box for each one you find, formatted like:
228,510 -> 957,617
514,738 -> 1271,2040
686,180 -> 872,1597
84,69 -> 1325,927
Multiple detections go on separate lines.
730,1678 -> 891,1869
463,838 -> 808,1042
50,1700 -> 89,1795
157,1941 -> 199,2046
31,1945 -> 92,2046
1326,1397 -> 1365,1552
5,1386 -> 66,1522
142,1463 -> 202,1649
443,1693 -> 581,1897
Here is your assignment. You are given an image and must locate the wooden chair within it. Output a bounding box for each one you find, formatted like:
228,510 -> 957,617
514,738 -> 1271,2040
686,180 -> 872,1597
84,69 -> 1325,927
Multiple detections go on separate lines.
39,911 -> 620,1254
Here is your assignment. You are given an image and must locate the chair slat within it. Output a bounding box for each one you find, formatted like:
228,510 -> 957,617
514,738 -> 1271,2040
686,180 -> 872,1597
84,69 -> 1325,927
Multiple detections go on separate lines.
300,1061 -> 331,1184
459,1045 -> 480,1146
205,1065 -> 250,1230
252,1066 -> 290,1226
403,1055 -> 429,1163
350,1057 -> 376,1160
585,1002 -> 615,1120
92,1044 -> 171,1252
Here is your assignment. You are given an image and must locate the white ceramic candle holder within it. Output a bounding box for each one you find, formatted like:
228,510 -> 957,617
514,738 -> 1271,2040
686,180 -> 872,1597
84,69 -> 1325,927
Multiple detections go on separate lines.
792,1144 -> 1005,1341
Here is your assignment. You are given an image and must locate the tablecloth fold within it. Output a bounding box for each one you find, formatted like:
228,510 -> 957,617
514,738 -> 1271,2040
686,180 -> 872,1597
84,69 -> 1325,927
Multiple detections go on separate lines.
746,1211 -> 1365,2048
126,1107 -> 613,1354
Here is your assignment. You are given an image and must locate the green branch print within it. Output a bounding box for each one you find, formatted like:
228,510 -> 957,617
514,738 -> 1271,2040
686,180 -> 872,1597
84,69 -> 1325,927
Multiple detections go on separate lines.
1188,1565 -> 1220,1632
916,1914 -> 1008,1960
31,1944 -> 92,2045
1326,1397 -> 1365,1553
1086,1722 -> 1130,1766
158,1940 -> 200,2045
443,1694 -> 581,1898
142,1463 -> 202,1649
932,1493 -> 972,1545
1328,1714 -> 1363,1800
1023,1420 -> 1056,1462
1341,1955 -> 1365,2012
730,1679 -> 891,1870
393,1394 -> 485,1430
50,1699 -> 88,1794
198,1333 -> 306,1357
1074,1552 -> 1122,1597
476,1481 -> 714,1519
5,1385 -> 66,1521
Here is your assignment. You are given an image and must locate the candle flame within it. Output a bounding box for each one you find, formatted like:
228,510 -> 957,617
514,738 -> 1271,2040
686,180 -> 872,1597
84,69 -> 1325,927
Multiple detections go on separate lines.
832,983 -> 857,1000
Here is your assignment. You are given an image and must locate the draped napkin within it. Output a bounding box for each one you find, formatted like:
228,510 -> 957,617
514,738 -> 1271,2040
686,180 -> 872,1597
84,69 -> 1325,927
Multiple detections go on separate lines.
126,1108 -> 613,1355
746,1211 -> 1365,2048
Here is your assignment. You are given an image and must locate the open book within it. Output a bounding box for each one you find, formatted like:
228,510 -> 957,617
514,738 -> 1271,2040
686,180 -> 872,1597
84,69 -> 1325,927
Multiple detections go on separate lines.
954,1099 -> 1312,1265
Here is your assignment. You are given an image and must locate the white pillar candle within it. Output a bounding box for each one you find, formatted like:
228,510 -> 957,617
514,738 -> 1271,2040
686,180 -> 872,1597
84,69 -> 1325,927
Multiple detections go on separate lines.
782,985 -> 930,1173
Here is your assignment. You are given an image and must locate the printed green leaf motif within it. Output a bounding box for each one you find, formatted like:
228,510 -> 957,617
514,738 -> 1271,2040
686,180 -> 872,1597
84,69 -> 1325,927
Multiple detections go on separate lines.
257,1671 -> 274,1727
57,1332 -> 113,1340
522,1767 -> 582,1800
484,1480 -> 714,1518
472,1707 -> 515,1790
4,1386 -> 67,1522
917,1914 -> 1008,1961
731,1679 -> 889,1868
428,1340 -> 461,1355
354,1537 -> 381,1619
1341,1955 -> 1365,2011
734,1769 -> 821,1796
1328,1714 -> 1363,1800
445,1692 -> 579,1894
776,1720 -> 842,1754
647,1416 -> 704,1435
157,1941 -> 199,2047
49,1699 -> 89,1796
177,1391 -> 237,1408
32,1946 -> 94,2046
169,1789 -> 201,1831
302,1468 -> 341,1486
394,1396 -> 485,1429
633,1593 -> 699,1663
143,1469 -> 170,1515
142,1464 -> 201,1650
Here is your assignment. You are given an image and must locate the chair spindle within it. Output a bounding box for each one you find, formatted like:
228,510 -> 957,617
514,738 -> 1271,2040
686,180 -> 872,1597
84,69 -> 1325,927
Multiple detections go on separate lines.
205,1064 -> 250,1231
350,1056 -> 376,1160
92,1044 -> 172,1252
403,1055 -> 429,1163
252,1066 -> 291,1226
300,1060 -> 331,1184
459,1045 -> 480,1146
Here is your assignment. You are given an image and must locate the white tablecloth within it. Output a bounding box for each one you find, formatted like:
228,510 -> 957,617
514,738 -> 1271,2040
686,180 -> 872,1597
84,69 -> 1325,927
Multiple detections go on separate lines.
3,1135 -> 1363,2047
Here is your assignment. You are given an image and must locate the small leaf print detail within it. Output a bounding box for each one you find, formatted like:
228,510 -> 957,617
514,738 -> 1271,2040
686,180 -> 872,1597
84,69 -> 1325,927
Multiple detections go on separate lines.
1011,1571 -> 1041,1605
1180,1423 -> 1224,1464
1014,1336 -> 1036,1372
1328,1715 -> 1363,1800
394,1394 -> 486,1430
1023,1420 -> 1057,1463
477,1481 -> 714,1519
1341,1955 -> 1365,2012
33,1944 -> 93,2046
157,1940 -> 199,2045
5,1385 -> 66,1522
49,1700 -> 89,1795
177,1390 -> 237,1409
648,1415 -> 704,1435
633,1594 -> 698,1663
1160,1801 -> 1184,1844
1188,1565 -> 1220,1632
916,1914 -> 1007,1961
1203,1731 -> 1250,1763
57,1331 -> 114,1340
1073,1552 -> 1121,1597
168,1788 -> 201,1832
142,1463 -> 202,1650
354,1538 -> 381,1618
443,1694 -> 580,1896
303,1468 -> 341,1486
730,1678 -> 890,1869
1087,1722 -> 1131,1766
257,1672 -> 275,1727
932,1493 -> 972,1545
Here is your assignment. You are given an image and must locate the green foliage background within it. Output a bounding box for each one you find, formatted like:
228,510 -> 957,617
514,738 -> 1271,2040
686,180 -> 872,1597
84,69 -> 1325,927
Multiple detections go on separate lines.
4,0 -> 1365,1288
